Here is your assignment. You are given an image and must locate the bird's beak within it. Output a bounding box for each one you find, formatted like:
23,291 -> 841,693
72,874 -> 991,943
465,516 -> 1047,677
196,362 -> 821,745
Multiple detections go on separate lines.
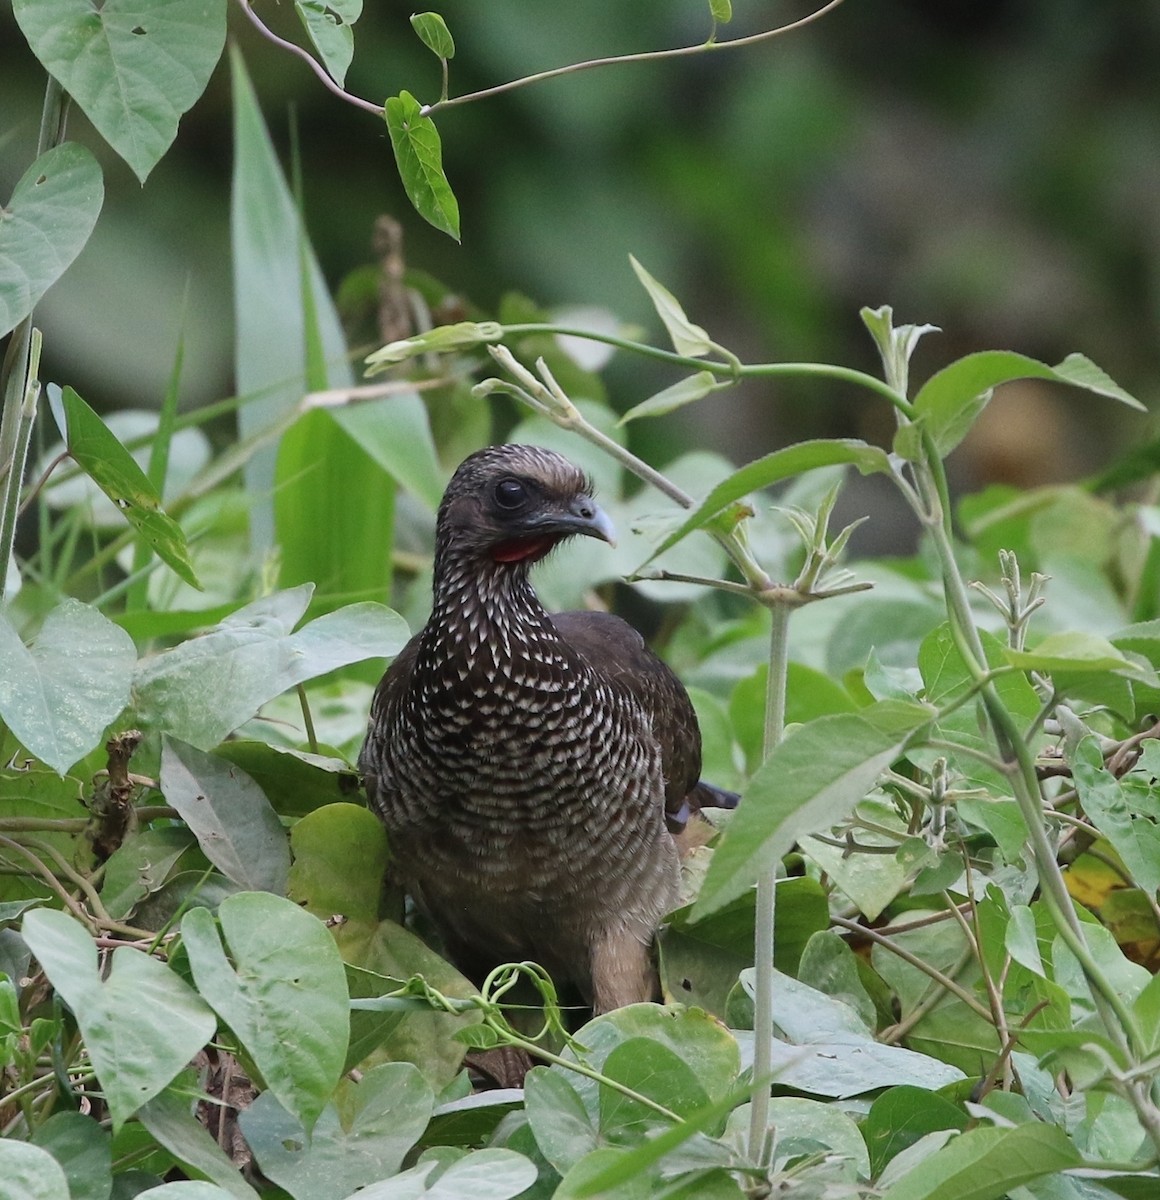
562,496 -> 618,547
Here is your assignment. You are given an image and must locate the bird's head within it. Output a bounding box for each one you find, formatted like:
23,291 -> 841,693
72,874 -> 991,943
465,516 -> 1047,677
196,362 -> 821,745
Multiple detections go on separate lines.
436,444 -> 616,566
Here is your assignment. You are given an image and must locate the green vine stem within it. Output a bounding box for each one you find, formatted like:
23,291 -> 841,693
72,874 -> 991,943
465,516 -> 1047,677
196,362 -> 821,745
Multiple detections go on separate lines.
748,600 -> 790,1160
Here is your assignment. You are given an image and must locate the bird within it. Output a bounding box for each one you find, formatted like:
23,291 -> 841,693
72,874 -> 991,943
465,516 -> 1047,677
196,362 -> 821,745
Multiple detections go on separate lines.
359,444 -> 734,1014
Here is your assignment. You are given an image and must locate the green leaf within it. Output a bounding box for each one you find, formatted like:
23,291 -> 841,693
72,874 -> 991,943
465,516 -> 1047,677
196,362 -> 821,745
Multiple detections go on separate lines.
410,11 -> 455,59
561,1003 -> 740,1124
0,1141 -> 70,1200
287,803 -> 389,934
0,143 -> 103,337
21,908 -> 216,1129
100,826 -> 197,920
862,1086 -> 968,1178
0,599 -> 135,774
628,255 -> 712,357
296,0 -> 362,86
913,350 -> 1144,458
239,1062 -> 434,1200
56,385 -> 201,588
328,392 -> 446,511
12,0 -> 227,183
136,1187 -> 237,1200
350,1149 -> 538,1199
138,1080 -> 261,1200
230,47 -> 356,548
31,1112 -> 112,1200
600,1038 -> 708,1132
694,707 -> 928,918
524,1068 -> 599,1176
643,439 -> 892,564
879,1123 -> 1080,1200
385,91 -> 460,241
1072,735 -> 1160,895
133,586 -> 409,749
1005,631 -> 1145,675
182,893 -> 349,1133
709,0 -> 733,23
618,371 -> 719,425
160,737 -> 290,894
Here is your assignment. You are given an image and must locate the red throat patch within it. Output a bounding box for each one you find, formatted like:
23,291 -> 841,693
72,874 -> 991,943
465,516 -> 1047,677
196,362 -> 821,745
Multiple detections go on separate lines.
491,536 -> 556,563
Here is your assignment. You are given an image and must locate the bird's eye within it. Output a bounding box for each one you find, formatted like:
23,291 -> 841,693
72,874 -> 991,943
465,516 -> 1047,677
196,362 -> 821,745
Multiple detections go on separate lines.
494,478 -> 528,509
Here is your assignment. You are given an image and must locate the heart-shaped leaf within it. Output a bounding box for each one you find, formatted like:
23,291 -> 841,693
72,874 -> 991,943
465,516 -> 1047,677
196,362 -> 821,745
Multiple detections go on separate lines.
13,0 -> 228,182
296,0 -> 363,86
0,599 -> 135,774
385,91 -> 460,241
0,143 -> 103,337
22,909 -> 216,1129
182,893 -> 349,1134
160,737 -> 290,894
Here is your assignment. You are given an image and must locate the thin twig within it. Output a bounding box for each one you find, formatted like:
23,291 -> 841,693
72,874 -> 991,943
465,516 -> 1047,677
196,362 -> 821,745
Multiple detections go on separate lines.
235,0 -> 384,116
424,0 -> 848,116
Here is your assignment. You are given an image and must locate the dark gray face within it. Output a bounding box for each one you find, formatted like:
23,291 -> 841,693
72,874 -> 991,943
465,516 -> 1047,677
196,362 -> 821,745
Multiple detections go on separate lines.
437,445 -> 616,565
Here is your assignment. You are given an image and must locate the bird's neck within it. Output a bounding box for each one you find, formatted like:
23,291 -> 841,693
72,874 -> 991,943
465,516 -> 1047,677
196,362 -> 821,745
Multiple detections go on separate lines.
426,550 -> 556,666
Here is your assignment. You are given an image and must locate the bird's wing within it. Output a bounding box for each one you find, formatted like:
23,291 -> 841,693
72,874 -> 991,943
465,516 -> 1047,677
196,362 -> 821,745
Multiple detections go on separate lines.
550,610 -> 702,831
358,631 -> 421,788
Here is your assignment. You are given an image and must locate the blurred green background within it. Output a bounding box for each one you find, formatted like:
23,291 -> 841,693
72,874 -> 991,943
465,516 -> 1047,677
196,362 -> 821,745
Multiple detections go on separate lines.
2,0 -> 1158,501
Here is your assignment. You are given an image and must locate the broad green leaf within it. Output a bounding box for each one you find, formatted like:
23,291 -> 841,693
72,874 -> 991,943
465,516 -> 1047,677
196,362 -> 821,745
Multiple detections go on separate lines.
913,350 -> 1144,458
879,1123 -> 1080,1200
57,386 -> 200,588
239,1062 -> 434,1200
660,877 -> 828,1017
288,803 -> 389,937
600,1038 -> 709,1132
0,143 -> 103,336
138,1080 -> 261,1200
695,707 -> 928,918
230,48 -> 356,548
1072,736 -> 1160,895
133,586 -> 409,749
1006,631 -> 1145,675
341,919 -> 480,1080
733,1028 -> 964,1097
0,599 -> 135,774
182,893 -> 349,1133
13,0 -> 227,182
560,1003 -> 740,1125
643,439 -> 892,564
137,1188 -> 237,1200
0,1141 -> 70,1200
628,255 -> 712,357
296,0 -> 362,86
215,741 -> 354,819
31,1112 -> 112,1200
740,968 -> 873,1042
709,0 -> 733,23
352,1149 -> 538,1200
328,392 -> 446,510
765,1097 -> 869,1176
22,908 -> 215,1129
796,930 -> 878,1031
410,12 -> 455,59
385,91 -> 460,241
100,826 -> 197,920
160,737 -> 290,894
524,1068 -> 598,1175
618,371 -> 719,425
863,1086 -> 967,1178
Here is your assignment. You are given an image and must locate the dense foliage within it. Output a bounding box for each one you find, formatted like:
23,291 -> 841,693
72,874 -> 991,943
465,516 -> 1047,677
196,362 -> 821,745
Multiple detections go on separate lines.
3,4 -> 1160,1199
